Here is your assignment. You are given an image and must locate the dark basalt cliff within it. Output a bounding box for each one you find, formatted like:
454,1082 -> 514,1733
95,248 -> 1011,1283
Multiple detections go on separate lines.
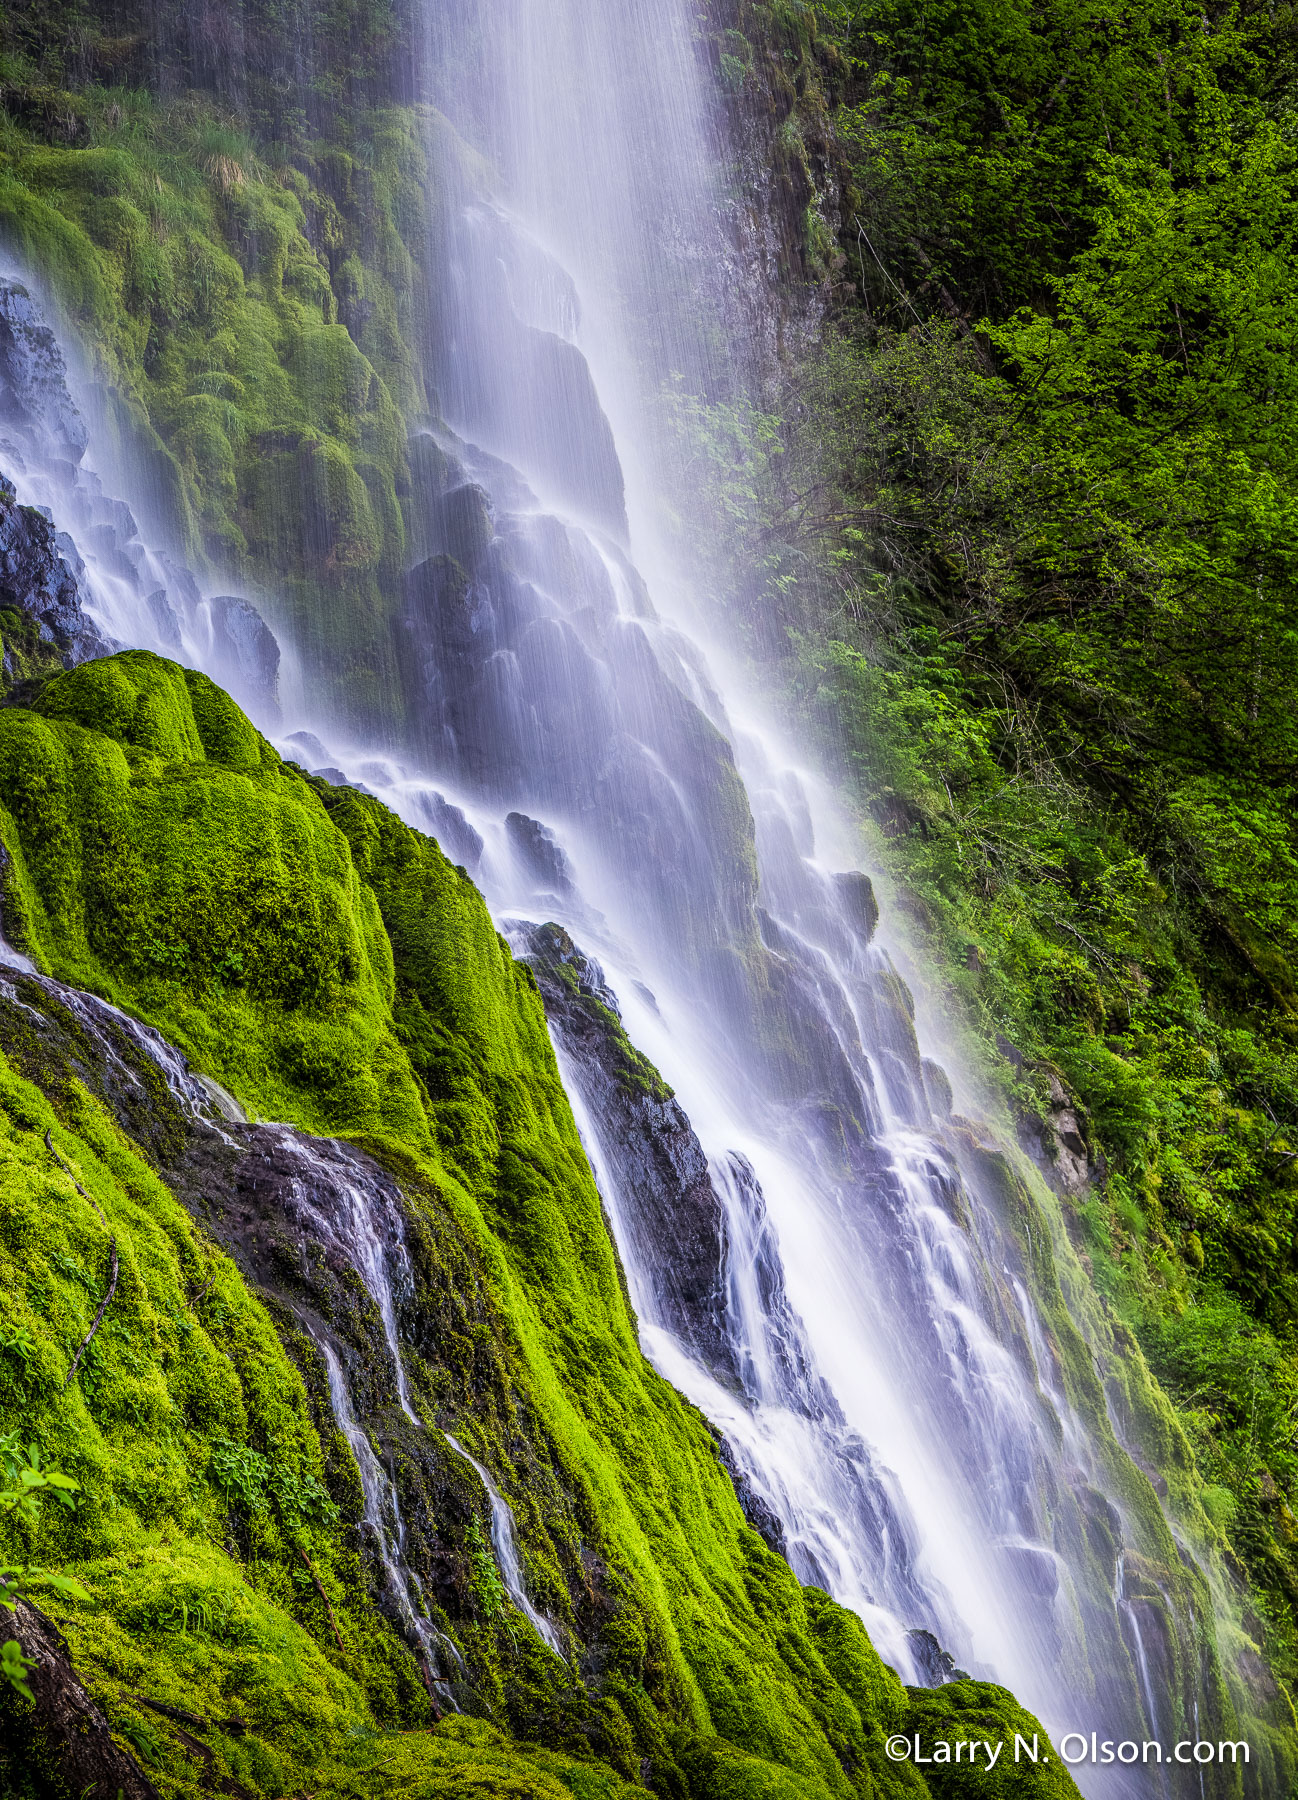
0,472 -> 114,672
520,921 -> 738,1386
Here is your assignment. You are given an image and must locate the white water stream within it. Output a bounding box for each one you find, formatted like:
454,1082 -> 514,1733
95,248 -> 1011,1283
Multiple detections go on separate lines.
268,1131 -> 562,1656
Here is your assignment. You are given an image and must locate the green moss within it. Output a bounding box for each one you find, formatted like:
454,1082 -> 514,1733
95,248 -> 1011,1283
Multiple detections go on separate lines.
902,1684 -> 1081,1800
0,89 -> 455,724
0,650 -> 1076,1798
0,654 -> 425,1140
0,1043 -> 394,1790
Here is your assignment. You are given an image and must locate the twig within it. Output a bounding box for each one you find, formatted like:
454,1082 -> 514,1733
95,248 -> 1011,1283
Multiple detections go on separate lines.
46,1130 -> 119,1390
62,1250 -> 118,1389
187,1269 -> 218,1310
299,1548 -> 346,1654
133,1692 -> 209,1732
44,1130 -> 107,1227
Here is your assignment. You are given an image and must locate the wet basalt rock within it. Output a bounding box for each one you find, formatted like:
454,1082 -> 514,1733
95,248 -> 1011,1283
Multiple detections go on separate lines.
717,1436 -> 788,1555
906,1627 -> 968,1687
0,472 -> 116,671
416,789 -> 484,871
0,277 -> 89,467
506,811 -> 576,895
516,921 -> 939,1625
519,919 -> 741,1384
0,281 -> 257,679
207,594 -> 281,715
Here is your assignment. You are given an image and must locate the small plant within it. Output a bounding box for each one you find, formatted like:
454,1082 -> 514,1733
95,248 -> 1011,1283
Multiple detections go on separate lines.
0,1326 -> 35,1367
0,1325 -> 38,1400
51,1252 -> 97,1297
213,950 -> 246,983
139,936 -> 189,975
209,1438 -> 338,1529
209,1438 -> 270,1515
163,1594 -> 215,1635
0,1637 -> 35,1701
0,1433 -> 81,1532
465,1518 -> 505,1621
270,1460 -> 340,1530
0,1433 -> 89,1699
115,1710 -> 164,1765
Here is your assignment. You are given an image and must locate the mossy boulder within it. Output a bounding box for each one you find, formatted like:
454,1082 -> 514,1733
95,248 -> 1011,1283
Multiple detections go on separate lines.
0,649 -> 1077,1799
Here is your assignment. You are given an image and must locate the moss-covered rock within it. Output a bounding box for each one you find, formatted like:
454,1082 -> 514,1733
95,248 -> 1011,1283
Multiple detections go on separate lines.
0,88 -> 455,724
0,649 -> 1076,1798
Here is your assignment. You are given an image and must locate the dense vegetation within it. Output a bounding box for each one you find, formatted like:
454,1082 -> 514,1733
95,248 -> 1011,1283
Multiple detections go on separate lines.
685,0 -> 1298,1685
0,0 -> 1292,1783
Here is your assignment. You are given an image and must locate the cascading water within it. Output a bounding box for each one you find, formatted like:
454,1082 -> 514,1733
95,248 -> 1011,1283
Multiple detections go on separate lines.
371,0 -> 1224,1786
442,1433 -> 565,1656
0,270 -> 283,726
270,1132 -> 563,1657
0,3 -> 1239,1788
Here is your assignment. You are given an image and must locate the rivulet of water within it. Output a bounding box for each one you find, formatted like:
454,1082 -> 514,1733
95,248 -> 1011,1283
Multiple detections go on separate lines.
443,1432 -> 565,1655
316,1337 -> 460,1706
270,1133 -> 563,1656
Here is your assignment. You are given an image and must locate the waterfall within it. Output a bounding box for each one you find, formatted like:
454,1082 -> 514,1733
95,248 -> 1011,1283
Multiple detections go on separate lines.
384,0 -> 1216,1786
0,4 -> 1232,1787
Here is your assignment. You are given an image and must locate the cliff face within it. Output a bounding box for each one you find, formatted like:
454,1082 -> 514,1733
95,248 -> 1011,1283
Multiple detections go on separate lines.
0,649 -> 1076,1798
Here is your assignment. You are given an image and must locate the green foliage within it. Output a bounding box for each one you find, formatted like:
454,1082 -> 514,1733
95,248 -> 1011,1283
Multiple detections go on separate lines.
0,1431 -> 81,1527
0,1636 -> 35,1702
466,1517 -> 506,1621
661,0 -> 1298,1701
209,1435 -> 340,1531
0,1432 -> 89,1699
115,1708 -> 165,1765
813,0 -> 1265,315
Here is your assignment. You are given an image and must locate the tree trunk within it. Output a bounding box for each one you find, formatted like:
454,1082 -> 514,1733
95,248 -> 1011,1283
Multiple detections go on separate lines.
1,1600 -> 159,1799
